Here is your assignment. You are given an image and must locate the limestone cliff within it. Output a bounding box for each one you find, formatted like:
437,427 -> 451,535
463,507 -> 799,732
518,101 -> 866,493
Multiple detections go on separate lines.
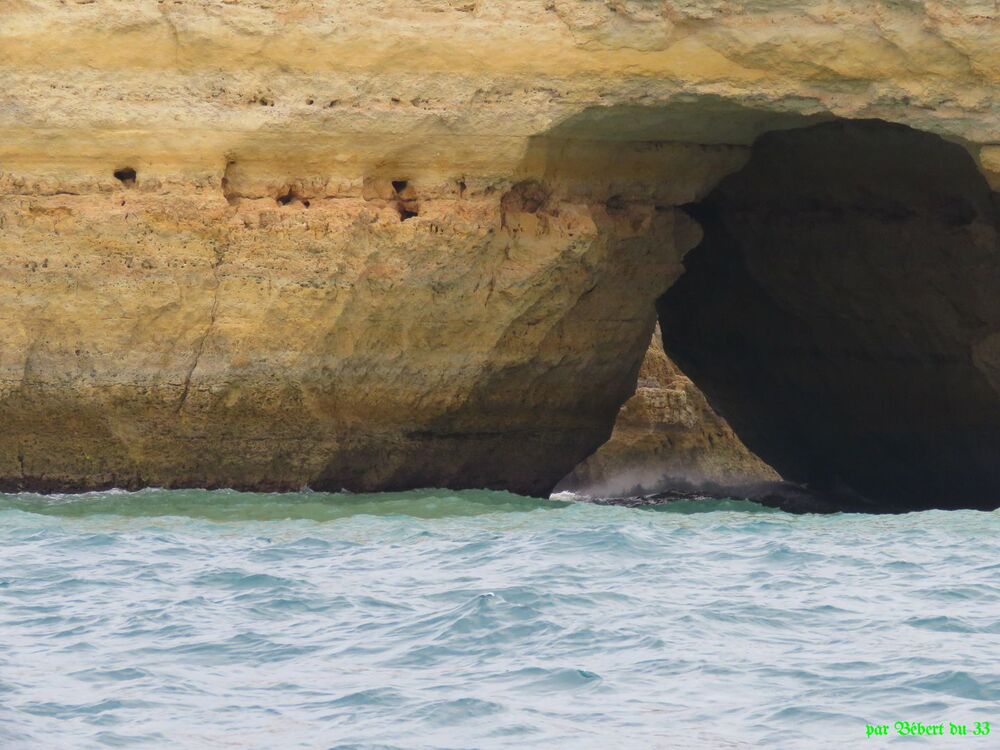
1,1 -> 999,503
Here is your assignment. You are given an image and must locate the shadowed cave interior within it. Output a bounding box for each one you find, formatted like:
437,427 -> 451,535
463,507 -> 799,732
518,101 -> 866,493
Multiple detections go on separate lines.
656,120 -> 1000,512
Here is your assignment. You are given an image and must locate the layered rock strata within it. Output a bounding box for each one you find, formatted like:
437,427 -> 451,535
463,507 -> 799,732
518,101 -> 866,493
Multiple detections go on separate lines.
1,1 -> 999,502
556,325 -> 777,498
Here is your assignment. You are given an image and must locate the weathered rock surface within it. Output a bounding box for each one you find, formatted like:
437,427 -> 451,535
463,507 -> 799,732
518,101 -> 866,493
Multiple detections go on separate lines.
556,325 -> 777,498
1,1 -> 998,500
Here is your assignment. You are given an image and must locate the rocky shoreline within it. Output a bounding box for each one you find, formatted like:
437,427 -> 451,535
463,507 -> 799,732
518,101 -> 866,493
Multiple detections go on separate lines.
589,480 -> 910,515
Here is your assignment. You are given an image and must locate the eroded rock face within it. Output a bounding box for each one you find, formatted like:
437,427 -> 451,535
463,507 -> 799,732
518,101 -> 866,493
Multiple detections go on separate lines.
1,178 -> 705,494
556,325 -> 777,498
659,120 -> 1000,511
1,2 -> 999,498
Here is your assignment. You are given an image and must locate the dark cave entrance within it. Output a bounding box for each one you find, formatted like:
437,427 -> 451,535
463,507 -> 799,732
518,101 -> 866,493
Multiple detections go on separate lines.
657,120 -> 1000,511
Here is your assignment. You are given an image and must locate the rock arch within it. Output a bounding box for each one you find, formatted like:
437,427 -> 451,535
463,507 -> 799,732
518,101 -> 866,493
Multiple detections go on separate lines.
658,119 -> 1000,511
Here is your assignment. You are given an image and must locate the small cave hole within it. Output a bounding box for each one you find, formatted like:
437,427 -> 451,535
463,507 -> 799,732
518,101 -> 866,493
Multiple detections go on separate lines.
276,188 -> 310,208
392,180 -> 408,194
221,160 -> 239,206
113,167 -> 137,186
500,180 -> 549,217
397,204 -> 419,222
606,195 -> 627,213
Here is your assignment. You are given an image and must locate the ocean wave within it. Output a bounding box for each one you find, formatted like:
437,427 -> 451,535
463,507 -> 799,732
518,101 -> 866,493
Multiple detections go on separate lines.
2,489 -> 999,748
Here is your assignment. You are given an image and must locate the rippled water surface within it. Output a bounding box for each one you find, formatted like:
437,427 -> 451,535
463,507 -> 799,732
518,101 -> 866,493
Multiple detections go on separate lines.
1,489 -> 999,748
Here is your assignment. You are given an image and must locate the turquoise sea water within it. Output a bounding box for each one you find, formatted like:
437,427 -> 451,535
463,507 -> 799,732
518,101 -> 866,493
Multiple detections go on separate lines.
1,489 -> 998,749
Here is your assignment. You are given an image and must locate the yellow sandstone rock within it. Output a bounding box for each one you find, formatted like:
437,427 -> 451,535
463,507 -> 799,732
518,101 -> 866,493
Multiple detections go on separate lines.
0,1 -> 997,495
557,325 -> 778,498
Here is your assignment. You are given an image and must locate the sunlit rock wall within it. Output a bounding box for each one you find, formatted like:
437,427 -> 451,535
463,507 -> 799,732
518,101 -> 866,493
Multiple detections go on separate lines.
1,1 -> 998,494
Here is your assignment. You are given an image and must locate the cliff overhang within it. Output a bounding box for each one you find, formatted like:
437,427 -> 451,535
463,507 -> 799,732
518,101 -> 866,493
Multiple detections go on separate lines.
2,2 -> 999,510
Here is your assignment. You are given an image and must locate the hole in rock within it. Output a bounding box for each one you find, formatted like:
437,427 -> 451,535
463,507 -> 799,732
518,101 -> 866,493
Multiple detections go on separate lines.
501,180 -> 548,215
398,204 -> 418,221
392,180 -> 408,194
113,167 -> 137,186
606,195 -> 627,213
221,160 -> 240,205
657,119 -> 1000,511
276,189 -> 308,207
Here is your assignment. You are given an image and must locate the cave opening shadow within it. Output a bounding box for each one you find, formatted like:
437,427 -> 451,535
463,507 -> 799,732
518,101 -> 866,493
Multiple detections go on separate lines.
658,119 -> 1000,512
